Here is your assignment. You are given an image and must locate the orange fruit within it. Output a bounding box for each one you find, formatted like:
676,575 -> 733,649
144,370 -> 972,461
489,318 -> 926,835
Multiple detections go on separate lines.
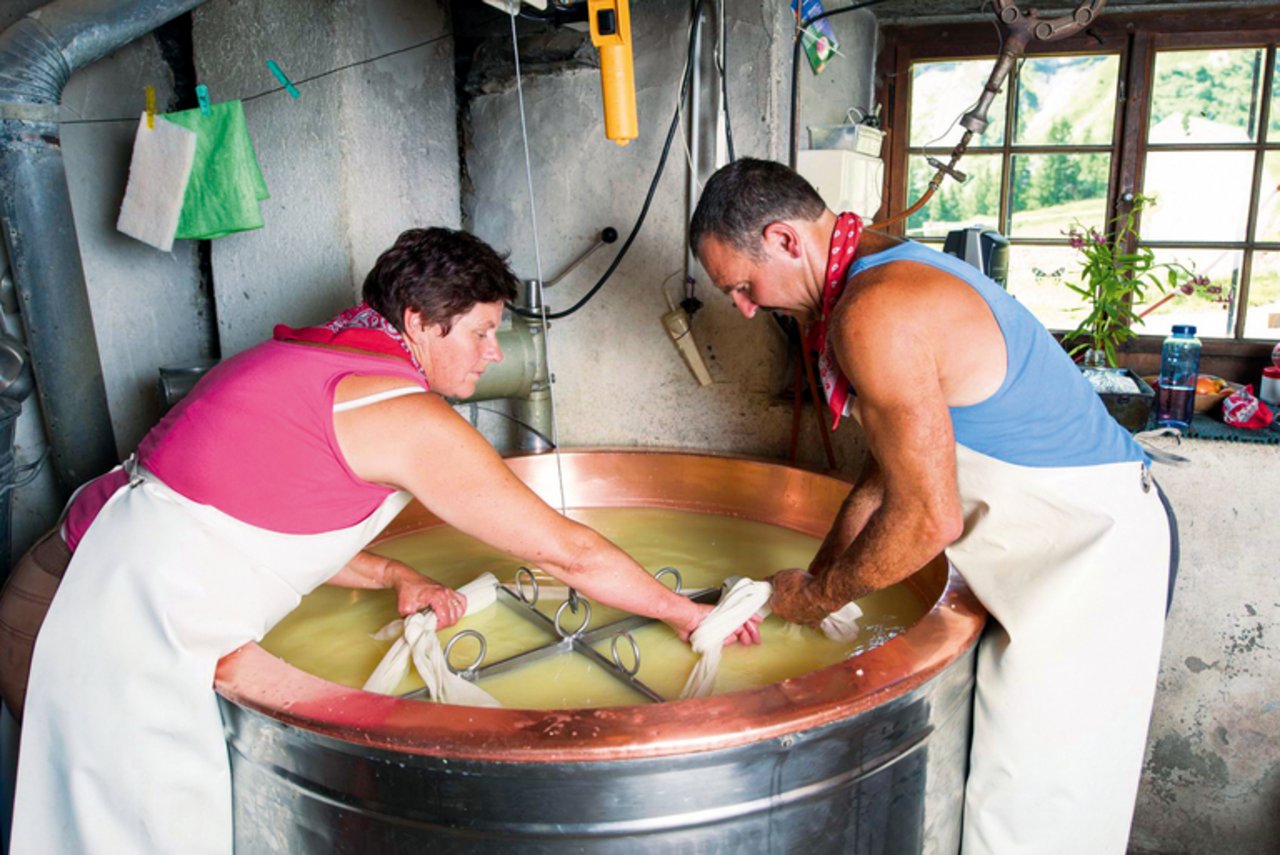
1195,376 -> 1222,394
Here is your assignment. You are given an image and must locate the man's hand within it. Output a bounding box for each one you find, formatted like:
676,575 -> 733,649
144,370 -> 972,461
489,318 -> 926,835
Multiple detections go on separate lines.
768,568 -> 836,627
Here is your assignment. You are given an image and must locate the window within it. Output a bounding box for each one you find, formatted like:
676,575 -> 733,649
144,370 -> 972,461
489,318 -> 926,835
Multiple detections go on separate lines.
905,54 -> 1120,331
883,13 -> 1280,350
1137,46 -> 1277,340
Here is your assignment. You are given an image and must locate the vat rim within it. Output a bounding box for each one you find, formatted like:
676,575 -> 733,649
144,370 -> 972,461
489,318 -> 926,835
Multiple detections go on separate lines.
215,449 -> 986,764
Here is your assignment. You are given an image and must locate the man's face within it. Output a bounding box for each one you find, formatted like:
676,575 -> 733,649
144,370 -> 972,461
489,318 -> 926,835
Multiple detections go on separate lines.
697,231 -> 809,322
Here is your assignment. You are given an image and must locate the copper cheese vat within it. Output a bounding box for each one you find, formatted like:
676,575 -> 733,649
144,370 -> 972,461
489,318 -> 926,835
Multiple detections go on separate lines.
215,450 -> 986,853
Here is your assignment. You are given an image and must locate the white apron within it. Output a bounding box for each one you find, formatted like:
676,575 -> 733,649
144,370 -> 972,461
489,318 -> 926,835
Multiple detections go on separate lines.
10,459 -> 412,855
948,444 -> 1169,855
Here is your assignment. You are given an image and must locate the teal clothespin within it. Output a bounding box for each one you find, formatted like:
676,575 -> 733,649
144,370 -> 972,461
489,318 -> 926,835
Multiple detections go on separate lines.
196,83 -> 211,116
265,59 -> 301,99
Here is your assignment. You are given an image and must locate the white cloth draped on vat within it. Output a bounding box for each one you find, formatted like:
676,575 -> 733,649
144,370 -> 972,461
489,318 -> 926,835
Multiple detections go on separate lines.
363,573 -> 501,707
680,576 -> 865,699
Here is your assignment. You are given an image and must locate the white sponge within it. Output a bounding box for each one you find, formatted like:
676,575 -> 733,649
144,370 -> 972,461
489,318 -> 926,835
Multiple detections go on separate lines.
116,113 -> 197,252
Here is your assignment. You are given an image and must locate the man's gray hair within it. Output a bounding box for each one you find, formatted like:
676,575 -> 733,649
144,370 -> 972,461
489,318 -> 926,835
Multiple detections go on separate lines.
689,159 -> 827,259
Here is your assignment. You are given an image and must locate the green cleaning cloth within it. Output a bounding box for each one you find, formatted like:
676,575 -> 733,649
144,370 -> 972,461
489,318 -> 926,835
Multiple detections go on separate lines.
164,100 -> 269,240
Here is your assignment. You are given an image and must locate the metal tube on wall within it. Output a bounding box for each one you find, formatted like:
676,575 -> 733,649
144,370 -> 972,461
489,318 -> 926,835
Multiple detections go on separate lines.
683,5 -> 703,284
0,0 -> 208,495
454,317 -> 551,453
514,315 -> 552,453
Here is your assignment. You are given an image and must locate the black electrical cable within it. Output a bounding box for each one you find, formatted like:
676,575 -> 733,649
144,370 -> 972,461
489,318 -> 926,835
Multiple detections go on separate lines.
718,4 -> 736,162
512,0 -> 707,321
788,0 -> 896,168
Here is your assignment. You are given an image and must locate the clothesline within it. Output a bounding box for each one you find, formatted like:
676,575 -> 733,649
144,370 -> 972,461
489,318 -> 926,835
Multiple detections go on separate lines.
59,30 -> 453,126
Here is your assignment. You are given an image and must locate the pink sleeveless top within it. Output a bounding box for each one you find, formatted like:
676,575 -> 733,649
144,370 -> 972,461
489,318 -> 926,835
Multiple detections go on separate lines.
63,340 -> 427,550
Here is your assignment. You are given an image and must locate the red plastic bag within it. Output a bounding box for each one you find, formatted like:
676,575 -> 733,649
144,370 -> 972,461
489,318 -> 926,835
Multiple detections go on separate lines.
1222,384 -> 1274,429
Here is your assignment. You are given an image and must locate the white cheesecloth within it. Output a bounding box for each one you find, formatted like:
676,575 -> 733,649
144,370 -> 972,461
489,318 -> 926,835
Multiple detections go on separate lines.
363,572 -> 501,707
679,576 -> 864,699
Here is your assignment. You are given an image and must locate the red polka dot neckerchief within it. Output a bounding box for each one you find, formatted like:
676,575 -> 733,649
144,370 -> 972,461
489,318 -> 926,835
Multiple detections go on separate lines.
806,211 -> 864,431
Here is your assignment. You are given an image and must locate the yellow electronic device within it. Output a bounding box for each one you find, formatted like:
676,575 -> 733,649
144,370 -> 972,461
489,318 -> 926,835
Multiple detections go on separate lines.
587,0 -> 638,146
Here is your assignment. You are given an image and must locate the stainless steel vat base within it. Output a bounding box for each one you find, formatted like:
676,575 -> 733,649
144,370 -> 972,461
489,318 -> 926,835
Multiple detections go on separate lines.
222,641 -> 974,854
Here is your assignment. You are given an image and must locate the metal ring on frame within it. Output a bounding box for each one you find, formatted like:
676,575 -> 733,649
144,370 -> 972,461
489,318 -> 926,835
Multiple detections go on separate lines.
610,631 -> 641,676
443,630 -> 488,676
654,566 -> 683,594
554,597 -> 592,638
514,566 -> 539,606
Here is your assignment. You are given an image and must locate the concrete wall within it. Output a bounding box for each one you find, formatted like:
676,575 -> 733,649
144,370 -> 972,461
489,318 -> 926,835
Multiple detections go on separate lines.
1,0 -> 459,559
1130,438 -> 1280,855
193,0 -> 460,355
461,0 -> 876,470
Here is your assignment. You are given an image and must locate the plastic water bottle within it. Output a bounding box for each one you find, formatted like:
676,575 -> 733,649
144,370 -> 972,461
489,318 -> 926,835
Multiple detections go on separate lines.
1154,324 -> 1201,430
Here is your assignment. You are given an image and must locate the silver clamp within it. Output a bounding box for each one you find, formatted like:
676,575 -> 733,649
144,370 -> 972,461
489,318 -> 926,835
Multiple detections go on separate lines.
654,566 -> 684,593
554,597 -> 592,638
444,629 -> 488,676
610,631 -> 641,676
514,566 -> 539,606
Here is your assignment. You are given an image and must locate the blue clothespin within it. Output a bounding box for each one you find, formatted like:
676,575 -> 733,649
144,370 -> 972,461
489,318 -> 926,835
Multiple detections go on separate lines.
196,84 -> 211,116
265,60 -> 301,99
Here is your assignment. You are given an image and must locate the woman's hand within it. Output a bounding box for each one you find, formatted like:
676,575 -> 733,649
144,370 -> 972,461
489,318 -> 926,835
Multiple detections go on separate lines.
671,602 -> 763,646
390,563 -> 466,626
327,552 -> 466,627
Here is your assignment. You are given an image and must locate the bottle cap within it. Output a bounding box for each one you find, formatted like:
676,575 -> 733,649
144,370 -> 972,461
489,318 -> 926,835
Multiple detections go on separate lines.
1172,324 -> 1197,335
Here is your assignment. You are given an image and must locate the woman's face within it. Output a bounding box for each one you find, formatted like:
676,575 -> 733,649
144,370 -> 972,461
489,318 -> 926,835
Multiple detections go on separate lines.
406,301 -> 505,398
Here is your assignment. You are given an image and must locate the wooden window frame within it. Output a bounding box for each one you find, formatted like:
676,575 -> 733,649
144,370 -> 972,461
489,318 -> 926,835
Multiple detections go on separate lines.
879,7 -> 1280,379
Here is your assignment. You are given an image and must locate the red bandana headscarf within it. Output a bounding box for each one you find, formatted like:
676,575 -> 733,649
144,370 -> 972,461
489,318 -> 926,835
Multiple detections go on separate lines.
806,212 -> 863,430
273,302 -> 426,377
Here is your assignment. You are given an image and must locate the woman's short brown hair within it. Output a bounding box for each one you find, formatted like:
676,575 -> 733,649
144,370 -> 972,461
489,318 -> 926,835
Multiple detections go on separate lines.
363,228 -> 520,335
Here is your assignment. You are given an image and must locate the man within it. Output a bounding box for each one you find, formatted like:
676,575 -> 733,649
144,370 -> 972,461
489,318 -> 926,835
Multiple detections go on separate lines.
690,158 -> 1173,854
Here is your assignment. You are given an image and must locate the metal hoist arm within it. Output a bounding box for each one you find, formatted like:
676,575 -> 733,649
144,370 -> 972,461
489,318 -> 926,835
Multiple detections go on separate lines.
874,0 -> 1109,228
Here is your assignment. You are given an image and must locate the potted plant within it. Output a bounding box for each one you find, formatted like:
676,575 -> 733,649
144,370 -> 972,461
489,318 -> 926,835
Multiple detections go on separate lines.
1061,194 -> 1213,429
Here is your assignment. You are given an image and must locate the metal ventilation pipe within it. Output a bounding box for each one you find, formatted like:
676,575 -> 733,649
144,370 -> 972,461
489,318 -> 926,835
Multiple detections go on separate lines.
0,0 -> 207,497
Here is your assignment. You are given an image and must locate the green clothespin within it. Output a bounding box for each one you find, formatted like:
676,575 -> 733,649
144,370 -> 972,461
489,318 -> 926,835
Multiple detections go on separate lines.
265,60 -> 301,99
196,83 -> 211,116
145,85 -> 155,128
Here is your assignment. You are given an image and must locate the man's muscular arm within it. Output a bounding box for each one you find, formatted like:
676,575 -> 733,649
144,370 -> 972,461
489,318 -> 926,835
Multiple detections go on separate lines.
771,274 -> 966,625
806,456 -> 883,580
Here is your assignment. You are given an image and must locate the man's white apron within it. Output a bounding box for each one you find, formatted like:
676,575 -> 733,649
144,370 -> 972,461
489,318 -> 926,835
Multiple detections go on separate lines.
948,444 -> 1169,855
10,461 -> 411,854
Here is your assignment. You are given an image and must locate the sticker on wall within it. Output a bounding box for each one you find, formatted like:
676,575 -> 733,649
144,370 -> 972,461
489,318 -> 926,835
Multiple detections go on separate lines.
791,0 -> 840,75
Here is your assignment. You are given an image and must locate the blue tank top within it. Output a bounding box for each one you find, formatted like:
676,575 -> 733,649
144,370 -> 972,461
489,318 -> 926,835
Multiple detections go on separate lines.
847,241 -> 1146,468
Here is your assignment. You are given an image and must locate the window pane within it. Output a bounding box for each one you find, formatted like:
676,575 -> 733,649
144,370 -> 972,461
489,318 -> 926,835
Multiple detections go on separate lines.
1149,48 -> 1265,144
905,154 -> 1002,238
1014,55 -> 1119,145
1008,153 -> 1110,238
1244,251 -> 1280,340
1141,151 -> 1255,242
1133,247 -> 1240,339
1255,152 -> 1280,242
910,60 -> 1006,148
1006,244 -> 1086,331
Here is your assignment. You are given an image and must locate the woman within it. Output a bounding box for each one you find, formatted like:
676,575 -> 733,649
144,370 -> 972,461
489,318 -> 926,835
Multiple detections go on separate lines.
5,228 -> 757,855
